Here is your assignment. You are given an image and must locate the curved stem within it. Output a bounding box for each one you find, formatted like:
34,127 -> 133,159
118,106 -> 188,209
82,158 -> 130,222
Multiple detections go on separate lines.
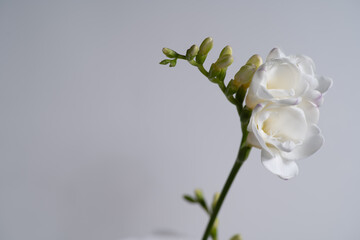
201,134 -> 251,240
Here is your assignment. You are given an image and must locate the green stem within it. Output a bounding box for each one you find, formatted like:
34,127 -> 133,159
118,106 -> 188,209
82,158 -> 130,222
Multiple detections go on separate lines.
201,133 -> 251,240
178,55 -> 238,105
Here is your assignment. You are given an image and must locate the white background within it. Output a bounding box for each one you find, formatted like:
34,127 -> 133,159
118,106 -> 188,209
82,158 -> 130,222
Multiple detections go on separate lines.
1,1 -> 359,240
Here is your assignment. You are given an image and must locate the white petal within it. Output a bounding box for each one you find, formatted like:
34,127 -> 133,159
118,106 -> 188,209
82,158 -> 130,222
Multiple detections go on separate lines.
261,105 -> 307,142
248,104 -> 271,152
316,75 -> 333,94
246,132 -> 262,149
298,100 -> 320,124
276,97 -> 301,105
266,48 -> 285,61
291,54 -> 316,76
304,89 -> 323,106
281,124 -> 324,161
261,148 -> 299,179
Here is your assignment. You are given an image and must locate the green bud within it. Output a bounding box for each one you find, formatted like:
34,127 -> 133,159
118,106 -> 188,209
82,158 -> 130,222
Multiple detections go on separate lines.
233,64 -> 257,88
211,192 -> 220,210
226,79 -> 239,95
159,59 -> 171,65
186,45 -> 199,61
198,37 -> 213,56
230,234 -> 242,240
215,54 -> 234,69
209,63 -> 221,78
210,218 -> 219,238
196,37 -> 213,64
246,54 -> 263,68
210,226 -> 217,239
213,218 -> 219,229
194,189 -> 204,201
169,59 -> 177,67
220,45 -> 232,57
162,48 -> 178,58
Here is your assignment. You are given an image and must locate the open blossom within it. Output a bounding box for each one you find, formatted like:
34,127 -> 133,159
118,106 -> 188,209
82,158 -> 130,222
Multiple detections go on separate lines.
246,48 -> 332,109
247,103 -> 323,179
246,48 -> 332,179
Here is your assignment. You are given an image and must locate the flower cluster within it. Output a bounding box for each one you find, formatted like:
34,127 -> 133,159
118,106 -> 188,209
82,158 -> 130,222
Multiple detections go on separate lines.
160,38 -> 333,240
245,48 -> 332,179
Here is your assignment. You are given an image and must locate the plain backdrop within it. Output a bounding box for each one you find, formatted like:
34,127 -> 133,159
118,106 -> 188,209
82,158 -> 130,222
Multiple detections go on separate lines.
0,1 -> 359,240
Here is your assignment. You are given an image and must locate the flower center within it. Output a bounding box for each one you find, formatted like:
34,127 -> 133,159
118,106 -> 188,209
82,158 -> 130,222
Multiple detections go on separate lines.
261,106 -> 307,143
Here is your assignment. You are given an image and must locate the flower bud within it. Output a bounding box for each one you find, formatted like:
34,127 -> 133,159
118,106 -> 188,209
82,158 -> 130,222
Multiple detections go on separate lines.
162,48 -> 178,58
169,59 -> 177,67
230,234 -> 242,240
215,54 -> 233,69
186,44 -> 199,61
233,64 -> 257,89
196,37 -> 213,64
211,192 -> 220,210
194,189 -> 204,201
198,37 -> 213,56
226,79 -> 239,95
209,63 -> 221,78
219,45 -> 232,57
246,54 -> 263,68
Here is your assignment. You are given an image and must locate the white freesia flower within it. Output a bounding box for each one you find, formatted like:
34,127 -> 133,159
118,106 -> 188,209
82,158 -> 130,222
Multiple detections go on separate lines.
246,48 -> 333,109
247,103 -> 324,179
244,48 -> 332,179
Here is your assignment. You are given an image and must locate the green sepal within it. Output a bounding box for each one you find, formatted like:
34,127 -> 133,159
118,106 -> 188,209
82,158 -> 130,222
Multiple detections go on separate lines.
159,59 -> 171,65
183,194 -> 197,203
169,59 -> 177,67
196,55 -> 207,65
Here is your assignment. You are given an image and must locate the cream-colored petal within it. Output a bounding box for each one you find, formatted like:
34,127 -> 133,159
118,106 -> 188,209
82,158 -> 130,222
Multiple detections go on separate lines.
260,105 -> 307,142
291,54 -> 316,76
298,100 -> 320,124
246,132 -> 262,149
316,75 -> 333,94
266,48 -> 285,61
281,124 -> 324,161
261,148 -> 299,179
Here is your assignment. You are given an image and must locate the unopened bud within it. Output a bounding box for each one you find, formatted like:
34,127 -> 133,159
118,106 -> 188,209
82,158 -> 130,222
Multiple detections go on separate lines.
196,37 -> 213,64
186,45 -> 199,61
246,54 -> 263,68
219,45 -> 232,57
162,48 -> 178,58
230,234 -> 242,240
234,64 -> 257,89
211,192 -> 220,210
209,63 -> 221,78
215,54 -> 233,69
198,37 -> 213,55
194,189 -> 204,201
226,79 -> 239,95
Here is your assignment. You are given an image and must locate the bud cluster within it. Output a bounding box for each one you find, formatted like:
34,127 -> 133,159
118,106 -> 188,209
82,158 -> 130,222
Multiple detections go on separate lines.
160,37 -> 263,109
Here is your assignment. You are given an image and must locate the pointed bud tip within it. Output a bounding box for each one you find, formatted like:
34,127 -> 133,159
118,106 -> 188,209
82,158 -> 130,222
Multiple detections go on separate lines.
186,44 -> 199,60
246,54 -> 263,68
220,45 -> 233,57
230,234 -> 242,240
198,37 -> 213,56
194,188 -> 204,199
215,54 -> 234,69
234,64 -> 257,89
162,48 -> 178,58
